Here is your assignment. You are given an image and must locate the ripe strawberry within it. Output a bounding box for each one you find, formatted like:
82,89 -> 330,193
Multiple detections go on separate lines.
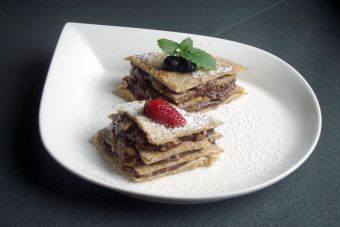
143,99 -> 186,128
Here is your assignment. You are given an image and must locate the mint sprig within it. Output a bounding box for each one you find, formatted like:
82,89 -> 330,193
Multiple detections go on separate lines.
157,37 -> 216,70
179,37 -> 193,52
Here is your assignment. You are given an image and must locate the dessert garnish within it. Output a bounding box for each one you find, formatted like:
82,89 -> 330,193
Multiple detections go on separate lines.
143,98 -> 186,128
157,37 -> 217,72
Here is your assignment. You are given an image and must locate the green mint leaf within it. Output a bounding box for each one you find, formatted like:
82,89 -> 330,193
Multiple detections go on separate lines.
178,50 -> 191,60
183,47 -> 216,70
179,37 -> 193,52
157,37 -> 216,71
157,38 -> 179,55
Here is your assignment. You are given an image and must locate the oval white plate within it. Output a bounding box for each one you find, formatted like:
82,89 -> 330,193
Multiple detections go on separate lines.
39,23 -> 321,204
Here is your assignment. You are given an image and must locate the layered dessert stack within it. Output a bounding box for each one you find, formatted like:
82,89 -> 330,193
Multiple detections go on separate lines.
116,53 -> 247,112
92,38 -> 249,182
92,100 -> 223,182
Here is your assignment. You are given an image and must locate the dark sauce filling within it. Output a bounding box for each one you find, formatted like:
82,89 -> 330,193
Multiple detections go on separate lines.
122,66 -> 236,111
114,114 -> 214,152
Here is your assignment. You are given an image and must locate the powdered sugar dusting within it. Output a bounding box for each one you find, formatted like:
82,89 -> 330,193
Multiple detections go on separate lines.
135,52 -> 158,63
115,101 -> 221,144
192,62 -> 232,78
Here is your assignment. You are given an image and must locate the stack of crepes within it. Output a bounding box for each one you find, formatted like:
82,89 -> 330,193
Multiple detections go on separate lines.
116,53 -> 248,112
92,101 -> 223,182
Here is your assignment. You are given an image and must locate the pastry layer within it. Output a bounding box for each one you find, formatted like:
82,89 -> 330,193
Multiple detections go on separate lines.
177,86 -> 245,112
94,113 -> 221,166
125,52 -> 247,92
113,101 -> 222,145
110,113 -> 218,152
139,132 -> 222,164
92,129 -> 221,182
132,144 -> 221,175
121,66 -> 237,104
116,77 -> 245,112
126,155 -> 219,182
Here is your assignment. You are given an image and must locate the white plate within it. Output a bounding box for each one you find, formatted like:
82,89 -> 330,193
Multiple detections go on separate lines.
39,23 -> 321,204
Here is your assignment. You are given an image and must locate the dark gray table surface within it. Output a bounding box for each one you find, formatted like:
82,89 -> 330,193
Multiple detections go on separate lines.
1,0 -> 339,226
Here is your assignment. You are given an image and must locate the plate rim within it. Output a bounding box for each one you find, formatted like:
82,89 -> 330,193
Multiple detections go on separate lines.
39,22 -> 322,204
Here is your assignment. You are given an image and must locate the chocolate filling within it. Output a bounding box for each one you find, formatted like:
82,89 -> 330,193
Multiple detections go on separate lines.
122,66 -> 237,111
152,149 -> 200,165
114,113 -> 215,152
183,100 -> 221,112
101,140 -> 118,159
99,129 -> 205,171
123,66 -> 164,100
